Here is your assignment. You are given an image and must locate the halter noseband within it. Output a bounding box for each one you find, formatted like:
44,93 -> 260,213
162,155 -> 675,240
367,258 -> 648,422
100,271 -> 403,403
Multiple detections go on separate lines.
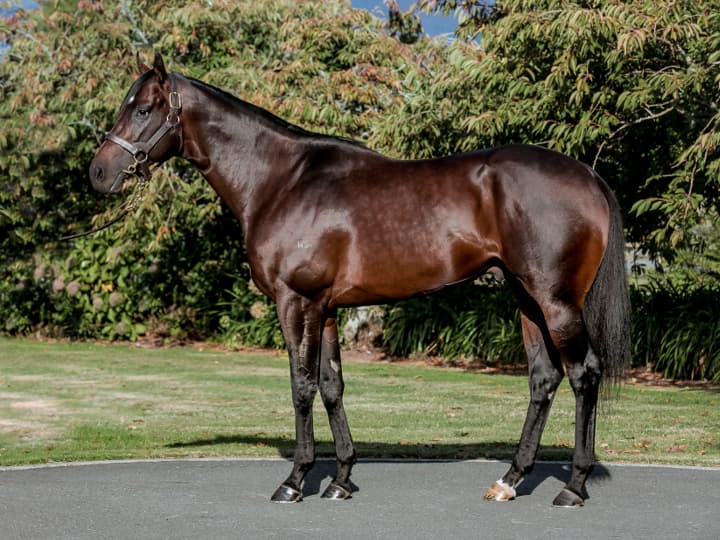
104,73 -> 182,180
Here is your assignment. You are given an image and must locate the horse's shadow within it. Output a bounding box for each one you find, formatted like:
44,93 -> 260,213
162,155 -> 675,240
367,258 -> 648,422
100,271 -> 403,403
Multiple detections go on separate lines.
167,434 -> 611,499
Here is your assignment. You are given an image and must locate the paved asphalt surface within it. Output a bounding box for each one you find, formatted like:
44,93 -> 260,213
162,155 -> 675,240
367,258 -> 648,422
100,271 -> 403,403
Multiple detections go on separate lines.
0,458 -> 718,539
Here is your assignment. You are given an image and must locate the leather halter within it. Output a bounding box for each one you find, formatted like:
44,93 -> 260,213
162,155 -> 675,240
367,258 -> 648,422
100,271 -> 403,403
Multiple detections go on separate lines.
104,73 -> 182,180
60,75 -> 181,241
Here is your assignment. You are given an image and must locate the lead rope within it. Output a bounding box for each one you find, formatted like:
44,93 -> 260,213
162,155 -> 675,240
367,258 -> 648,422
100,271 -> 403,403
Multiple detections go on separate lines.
59,170 -> 152,241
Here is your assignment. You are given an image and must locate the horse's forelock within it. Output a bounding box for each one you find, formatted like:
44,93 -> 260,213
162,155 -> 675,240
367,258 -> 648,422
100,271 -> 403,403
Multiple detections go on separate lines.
118,70 -> 155,111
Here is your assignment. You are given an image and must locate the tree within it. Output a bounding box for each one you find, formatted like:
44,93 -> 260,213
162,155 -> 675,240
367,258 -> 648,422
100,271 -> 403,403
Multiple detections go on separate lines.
386,0 -> 423,44
410,0 -> 720,258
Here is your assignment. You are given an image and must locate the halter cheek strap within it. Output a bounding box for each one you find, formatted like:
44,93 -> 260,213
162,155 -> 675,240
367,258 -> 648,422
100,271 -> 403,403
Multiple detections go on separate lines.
104,73 -> 182,179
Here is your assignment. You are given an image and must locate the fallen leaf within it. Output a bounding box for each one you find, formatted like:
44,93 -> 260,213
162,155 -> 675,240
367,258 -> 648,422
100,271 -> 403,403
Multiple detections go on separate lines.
665,444 -> 688,453
554,437 -> 571,447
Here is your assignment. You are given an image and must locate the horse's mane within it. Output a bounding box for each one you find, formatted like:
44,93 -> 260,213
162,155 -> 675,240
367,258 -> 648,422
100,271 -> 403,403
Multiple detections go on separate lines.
185,75 -> 372,151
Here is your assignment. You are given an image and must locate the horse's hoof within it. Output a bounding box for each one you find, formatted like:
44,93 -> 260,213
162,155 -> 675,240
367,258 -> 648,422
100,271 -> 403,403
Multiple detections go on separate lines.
271,484 -> 303,503
552,488 -> 584,508
484,480 -> 516,501
321,482 -> 352,500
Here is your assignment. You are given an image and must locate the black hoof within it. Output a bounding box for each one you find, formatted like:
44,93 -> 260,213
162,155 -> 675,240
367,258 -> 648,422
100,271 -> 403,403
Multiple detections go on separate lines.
321,483 -> 352,500
271,484 -> 303,503
552,488 -> 584,508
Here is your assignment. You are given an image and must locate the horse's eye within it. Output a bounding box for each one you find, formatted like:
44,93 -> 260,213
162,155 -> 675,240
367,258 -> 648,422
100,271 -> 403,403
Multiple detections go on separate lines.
136,108 -> 149,118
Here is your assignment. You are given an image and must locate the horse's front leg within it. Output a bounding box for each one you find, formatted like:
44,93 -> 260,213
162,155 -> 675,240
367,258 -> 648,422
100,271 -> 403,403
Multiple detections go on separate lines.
271,289 -> 323,503
318,315 -> 356,500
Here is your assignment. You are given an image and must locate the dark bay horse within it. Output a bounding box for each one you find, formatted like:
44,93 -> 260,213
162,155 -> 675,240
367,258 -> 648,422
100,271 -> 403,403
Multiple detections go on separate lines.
89,54 -> 631,507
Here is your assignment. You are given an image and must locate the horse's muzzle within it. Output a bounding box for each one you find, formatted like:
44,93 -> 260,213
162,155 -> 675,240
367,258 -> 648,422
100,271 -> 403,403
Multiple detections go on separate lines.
89,161 -> 125,193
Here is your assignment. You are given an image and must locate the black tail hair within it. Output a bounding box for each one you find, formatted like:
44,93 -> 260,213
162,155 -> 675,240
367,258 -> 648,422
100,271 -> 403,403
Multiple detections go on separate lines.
582,175 -> 632,394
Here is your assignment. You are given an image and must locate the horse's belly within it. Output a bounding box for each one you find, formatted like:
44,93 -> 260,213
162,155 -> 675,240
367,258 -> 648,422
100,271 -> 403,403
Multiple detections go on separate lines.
328,237 -> 495,307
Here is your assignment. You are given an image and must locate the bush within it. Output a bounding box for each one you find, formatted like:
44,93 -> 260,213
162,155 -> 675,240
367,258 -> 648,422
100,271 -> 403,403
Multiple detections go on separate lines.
382,278 -> 525,365
632,278 -> 720,382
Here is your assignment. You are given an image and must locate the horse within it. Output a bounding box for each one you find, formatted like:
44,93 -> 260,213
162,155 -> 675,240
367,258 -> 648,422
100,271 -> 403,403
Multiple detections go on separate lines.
89,53 -> 631,507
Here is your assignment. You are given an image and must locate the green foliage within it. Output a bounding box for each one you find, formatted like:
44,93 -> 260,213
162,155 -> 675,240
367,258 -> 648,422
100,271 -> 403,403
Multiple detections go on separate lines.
214,275 -> 285,350
632,278 -> 720,382
381,273 -> 720,381
386,0 -> 423,44
0,169 -> 246,341
383,279 -> 524,365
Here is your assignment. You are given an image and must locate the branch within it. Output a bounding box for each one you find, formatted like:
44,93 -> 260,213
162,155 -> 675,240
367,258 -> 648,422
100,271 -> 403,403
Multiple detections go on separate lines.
15,30 -> 52,60
593,105 -> 675,168
119,0 -> 150,47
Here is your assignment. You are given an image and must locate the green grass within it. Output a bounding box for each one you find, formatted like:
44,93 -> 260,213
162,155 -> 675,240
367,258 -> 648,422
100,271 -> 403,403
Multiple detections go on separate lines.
0,337 -> 718,467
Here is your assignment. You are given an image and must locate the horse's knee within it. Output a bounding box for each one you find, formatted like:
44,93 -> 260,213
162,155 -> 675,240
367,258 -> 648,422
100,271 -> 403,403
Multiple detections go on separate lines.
292,376 -> 318,411
319,374 -> 344,410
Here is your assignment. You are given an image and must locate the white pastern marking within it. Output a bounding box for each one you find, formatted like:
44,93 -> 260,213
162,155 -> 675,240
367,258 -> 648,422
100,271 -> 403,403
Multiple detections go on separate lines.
495,478 -> 517,499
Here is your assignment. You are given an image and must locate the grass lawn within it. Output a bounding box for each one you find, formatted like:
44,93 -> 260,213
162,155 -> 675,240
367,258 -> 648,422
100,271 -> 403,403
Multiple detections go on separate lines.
0,337 -> 717,467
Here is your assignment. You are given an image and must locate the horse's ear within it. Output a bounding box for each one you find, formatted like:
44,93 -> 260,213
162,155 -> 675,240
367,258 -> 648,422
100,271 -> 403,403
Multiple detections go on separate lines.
152,52 -> 168,83
136,52 -> 151,75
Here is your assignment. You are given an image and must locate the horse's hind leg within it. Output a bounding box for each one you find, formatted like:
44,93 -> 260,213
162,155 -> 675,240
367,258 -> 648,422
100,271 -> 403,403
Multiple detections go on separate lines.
318,315 -> 356,500
554,333 -> 601,507
485,313 -> 563,502
531,301 -> 601,508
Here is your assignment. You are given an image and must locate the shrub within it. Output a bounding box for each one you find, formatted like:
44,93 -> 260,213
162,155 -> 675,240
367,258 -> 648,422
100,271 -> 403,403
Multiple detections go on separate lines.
632,278 -> 720,382
382,278 -> 525,365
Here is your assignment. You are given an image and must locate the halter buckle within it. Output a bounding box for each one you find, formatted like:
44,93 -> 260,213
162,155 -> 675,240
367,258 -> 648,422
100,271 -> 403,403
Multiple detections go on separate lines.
168,91 -> 182,111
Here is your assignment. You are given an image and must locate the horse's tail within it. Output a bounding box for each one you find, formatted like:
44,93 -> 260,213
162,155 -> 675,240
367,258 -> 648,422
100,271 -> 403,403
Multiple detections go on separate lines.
582,175 -> 632,393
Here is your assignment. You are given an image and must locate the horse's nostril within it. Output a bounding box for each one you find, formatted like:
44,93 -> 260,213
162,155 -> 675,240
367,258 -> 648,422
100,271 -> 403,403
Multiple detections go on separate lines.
94,165 -> 104,181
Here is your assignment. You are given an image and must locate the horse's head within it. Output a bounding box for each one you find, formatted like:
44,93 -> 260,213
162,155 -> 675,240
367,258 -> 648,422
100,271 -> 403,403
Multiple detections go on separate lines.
89,53 -> 182,193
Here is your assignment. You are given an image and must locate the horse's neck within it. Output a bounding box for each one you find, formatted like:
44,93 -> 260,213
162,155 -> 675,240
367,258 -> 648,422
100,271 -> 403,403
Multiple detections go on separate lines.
180,78 -> 304,230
